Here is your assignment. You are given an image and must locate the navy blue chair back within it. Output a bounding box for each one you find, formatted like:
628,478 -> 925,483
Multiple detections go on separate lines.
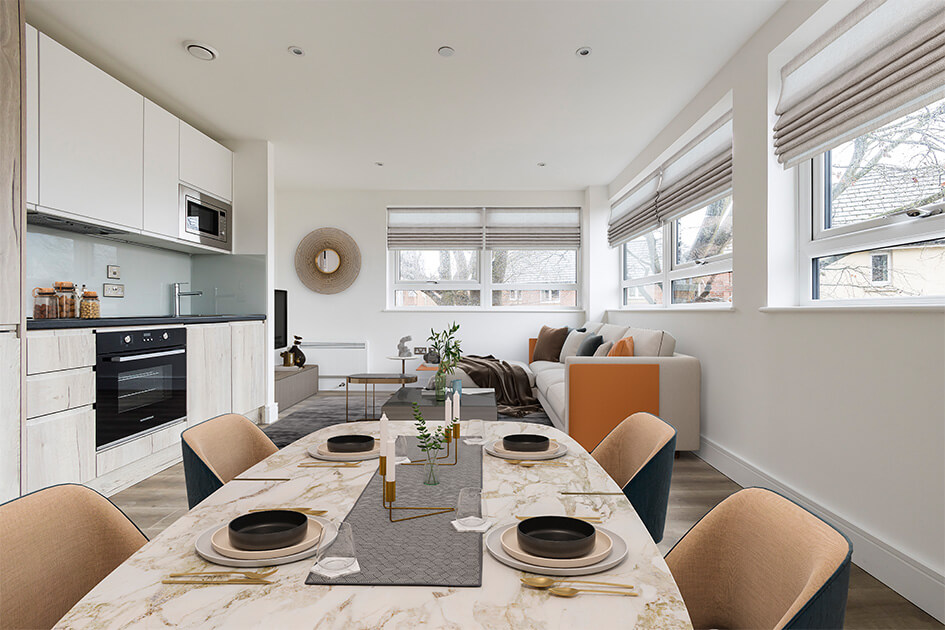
622,432 -> 675,543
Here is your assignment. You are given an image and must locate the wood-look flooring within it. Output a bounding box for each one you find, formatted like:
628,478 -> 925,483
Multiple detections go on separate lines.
111,397 -> 943,629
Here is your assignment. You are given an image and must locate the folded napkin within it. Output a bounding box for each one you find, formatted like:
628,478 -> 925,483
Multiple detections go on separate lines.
463,437 -> 486,445
309,558 -> 361,579
395,457 -> 411,465
451,517 -> 494,532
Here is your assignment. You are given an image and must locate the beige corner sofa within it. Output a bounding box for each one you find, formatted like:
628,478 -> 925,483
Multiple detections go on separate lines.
522,321 -> 700,452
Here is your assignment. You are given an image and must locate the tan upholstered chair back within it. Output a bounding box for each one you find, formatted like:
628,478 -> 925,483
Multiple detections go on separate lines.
0,484 -> 147,630
665,488 -> 851,630
182,413 -> 278,483
590,412 -> 675,488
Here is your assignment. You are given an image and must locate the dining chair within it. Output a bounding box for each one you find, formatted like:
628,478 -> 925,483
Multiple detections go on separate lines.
665,487 -> 852,630
0,484 -> 147,630
181,413 -> 279,508
589,411 -> 676,542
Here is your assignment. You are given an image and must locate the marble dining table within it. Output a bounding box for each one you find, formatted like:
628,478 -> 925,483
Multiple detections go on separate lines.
58,421 -> 692,629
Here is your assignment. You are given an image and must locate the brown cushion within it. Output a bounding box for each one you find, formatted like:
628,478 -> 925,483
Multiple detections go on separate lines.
532,325 -> 570,363
607,336 -> 635,357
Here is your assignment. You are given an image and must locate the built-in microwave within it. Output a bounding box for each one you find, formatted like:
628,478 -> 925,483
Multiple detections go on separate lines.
179,184 -> 232,251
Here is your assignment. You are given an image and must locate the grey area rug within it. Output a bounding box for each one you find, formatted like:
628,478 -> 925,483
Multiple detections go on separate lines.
264,392 -> 551,448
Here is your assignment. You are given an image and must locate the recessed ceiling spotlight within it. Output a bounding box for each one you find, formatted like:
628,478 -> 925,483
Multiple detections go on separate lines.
184,41 -> 218,61
438,46 -> 455,57
288,45 -> 305,57
575,46 -> 592,57
537,162 -> 547,167
374,162 -> 384,167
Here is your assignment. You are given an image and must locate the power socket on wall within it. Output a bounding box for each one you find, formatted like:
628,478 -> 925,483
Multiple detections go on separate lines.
103,283 -> 124,298
413,346 -> 427,355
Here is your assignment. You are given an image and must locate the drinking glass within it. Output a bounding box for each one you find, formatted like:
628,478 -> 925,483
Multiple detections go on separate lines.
395,434 -> 412,461
456,487 -> 485,528
317,522 -> 357,571
464,419 -> 484,444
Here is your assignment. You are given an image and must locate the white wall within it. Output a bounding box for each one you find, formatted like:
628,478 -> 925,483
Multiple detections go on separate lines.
604,0 -> 944,619
275,189 -> 586,384
25,225 -> 191,317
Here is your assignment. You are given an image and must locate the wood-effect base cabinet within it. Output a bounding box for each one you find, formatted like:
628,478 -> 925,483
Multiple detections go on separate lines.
186,323 -> 233,427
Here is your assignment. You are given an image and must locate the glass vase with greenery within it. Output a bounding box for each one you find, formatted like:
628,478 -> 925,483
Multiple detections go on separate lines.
429,322 -> 461,402
413,402 -> 451,485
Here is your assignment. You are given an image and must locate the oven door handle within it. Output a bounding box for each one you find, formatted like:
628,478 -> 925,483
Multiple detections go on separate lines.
104,348 -> 186,362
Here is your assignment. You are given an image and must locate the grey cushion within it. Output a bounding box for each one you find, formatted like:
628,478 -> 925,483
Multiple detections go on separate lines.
577,334 -> 604,356
593,341 -> 614,357
559,329 -> 589,362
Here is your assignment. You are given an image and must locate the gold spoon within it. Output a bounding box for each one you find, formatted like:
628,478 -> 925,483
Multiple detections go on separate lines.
548,586 -> 638,598
521,576 -> 634,590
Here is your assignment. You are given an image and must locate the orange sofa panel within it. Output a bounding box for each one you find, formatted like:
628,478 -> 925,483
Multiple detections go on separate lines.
567,363 -> 659,452
528,338 -> 537,363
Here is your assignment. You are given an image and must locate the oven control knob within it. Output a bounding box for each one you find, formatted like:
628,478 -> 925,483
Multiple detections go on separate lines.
162,332 -> 169,340
123,335 -> 132,344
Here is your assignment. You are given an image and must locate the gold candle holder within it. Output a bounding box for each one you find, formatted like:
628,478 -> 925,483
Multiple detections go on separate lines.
380,477 -> 454,522
404,422 -> 460,466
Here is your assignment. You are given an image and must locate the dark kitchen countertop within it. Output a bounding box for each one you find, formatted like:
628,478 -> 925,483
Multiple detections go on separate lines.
27,314 -> 266,330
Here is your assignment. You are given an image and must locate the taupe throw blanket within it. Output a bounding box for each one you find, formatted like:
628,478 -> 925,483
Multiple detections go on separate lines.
456,355 -> 543,418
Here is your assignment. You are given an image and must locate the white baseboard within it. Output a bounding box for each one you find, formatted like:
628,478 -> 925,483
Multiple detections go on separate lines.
696,436 -> 945,624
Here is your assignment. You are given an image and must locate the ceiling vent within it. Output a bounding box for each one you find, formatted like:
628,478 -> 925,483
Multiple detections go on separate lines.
185,42 -> 218,61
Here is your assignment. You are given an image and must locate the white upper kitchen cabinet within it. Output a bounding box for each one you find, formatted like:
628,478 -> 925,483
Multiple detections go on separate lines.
25,24 -> 38,207
179,121 -> 232,202
38,32 -> 143,230
143,99 -> 180,239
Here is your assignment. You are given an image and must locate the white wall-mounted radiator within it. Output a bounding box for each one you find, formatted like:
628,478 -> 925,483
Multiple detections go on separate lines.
299,341 -> 368,390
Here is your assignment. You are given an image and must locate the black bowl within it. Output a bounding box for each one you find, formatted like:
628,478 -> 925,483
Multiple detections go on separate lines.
517,516 -> 597,559
503,434 -> 550,452
326,434 -> 376,453
228,510 -> 308,551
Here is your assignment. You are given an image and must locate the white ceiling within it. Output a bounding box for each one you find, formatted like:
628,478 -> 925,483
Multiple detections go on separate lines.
26,0 -> 784,192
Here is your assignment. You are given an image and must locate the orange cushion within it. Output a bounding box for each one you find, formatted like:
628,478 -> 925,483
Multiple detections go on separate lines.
608,337 -> 634,357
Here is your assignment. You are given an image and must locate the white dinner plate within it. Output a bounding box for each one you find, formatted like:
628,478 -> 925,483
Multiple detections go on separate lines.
485,523 -> 628,576
484,439 -> 568,461
195,515 -> 338,568
499,524 -> 614,568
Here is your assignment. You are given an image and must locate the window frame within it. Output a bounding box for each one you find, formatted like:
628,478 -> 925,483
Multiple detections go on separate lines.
620,193 -> 734,309
797,155 -> 945,307
389,247 -> 581,311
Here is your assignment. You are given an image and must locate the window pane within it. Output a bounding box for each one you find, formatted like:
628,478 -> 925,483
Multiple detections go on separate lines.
623,283 -> 663,306
675,196 -> 733,265
623,228 -> 662,280
672,272 -> 733,304
814,239 -> 945,300
491,250 -> 576,284
827,98 -> 945,229
394,289 -> 480,307
492,290 -> 577,307
397,250 -> 479,282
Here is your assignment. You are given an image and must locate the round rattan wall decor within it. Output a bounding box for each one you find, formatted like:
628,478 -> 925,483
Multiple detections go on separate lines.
294,228 -> 361,294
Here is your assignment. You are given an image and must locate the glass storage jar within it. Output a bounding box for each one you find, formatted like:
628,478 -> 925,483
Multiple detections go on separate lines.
80,290 -> 101,319
32,287 -> 59,319
54,281 -> 78,318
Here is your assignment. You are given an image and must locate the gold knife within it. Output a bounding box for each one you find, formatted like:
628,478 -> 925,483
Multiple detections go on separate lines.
248,507 -> 327,516
162,578 -> 272,585
559,491 -> 624,496
232,477 -> 291,482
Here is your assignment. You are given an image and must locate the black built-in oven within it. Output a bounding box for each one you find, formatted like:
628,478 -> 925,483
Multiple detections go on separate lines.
95,328 -> 187,450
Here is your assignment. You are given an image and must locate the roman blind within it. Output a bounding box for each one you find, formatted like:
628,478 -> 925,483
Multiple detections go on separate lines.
608,111 -> 733,246
388,207 -> 582,250
387,208 -> 484,249
773,0 -> 945,168
485,207 -> 581,249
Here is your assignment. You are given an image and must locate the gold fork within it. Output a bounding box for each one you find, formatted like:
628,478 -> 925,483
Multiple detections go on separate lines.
167,568 -> 277,580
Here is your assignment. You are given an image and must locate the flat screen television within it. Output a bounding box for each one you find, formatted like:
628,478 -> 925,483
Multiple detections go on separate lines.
274,289 -> 287,349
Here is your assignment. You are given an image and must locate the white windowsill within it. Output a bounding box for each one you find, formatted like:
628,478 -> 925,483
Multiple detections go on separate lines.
760,305 -> 944,314
615,306 -> 735,312
382,308 -> 586,314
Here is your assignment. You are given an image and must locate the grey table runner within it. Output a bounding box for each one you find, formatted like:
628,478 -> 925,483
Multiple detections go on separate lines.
306,437 -> 483,587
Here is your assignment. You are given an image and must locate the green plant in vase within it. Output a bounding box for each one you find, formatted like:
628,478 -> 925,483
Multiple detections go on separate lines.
429,322 -> 461,402
413,402 -> 450,485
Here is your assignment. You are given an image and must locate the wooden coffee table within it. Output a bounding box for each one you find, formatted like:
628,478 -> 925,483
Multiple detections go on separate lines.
381,386 -> 498,422
346,373 -> 418,421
